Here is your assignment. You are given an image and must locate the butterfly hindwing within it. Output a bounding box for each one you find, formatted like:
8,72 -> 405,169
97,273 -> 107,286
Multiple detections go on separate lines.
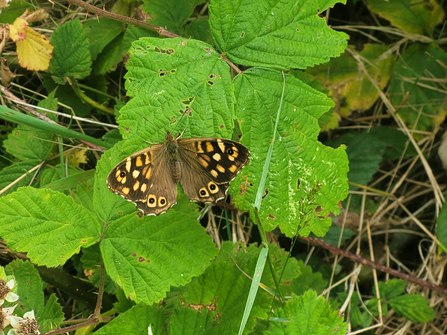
106,144 -> 178,215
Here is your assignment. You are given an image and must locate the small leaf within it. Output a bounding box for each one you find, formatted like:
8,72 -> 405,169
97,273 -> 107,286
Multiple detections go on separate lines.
376,279 -> 407,299
6,260 -> 44,315
143,0 -> 204,36
389,294 -> 436,323
4,124 -> 54,161
0,160 -> 40,197
266,291 -> 347,335
0,187 -> 102,267
84,18 -> 123,60
16,25 -> 53,71
49,20 -> 92,82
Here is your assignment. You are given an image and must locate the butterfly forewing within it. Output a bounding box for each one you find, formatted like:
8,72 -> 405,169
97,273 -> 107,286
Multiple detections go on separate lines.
178,138 -> 250,202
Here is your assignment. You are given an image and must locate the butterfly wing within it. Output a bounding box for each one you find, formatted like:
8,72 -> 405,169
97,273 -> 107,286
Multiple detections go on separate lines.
107,144 -> 178,216
178,138 -> 250,202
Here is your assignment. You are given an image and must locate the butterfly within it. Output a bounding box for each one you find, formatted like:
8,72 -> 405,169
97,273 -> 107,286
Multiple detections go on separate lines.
107,130 -> 250,215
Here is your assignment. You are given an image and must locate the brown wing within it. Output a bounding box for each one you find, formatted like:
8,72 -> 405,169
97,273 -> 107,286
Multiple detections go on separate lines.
106,144 -> 178,216
178,138 -> 250,203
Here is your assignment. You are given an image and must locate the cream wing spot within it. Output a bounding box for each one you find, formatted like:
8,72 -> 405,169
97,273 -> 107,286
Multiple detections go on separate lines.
217,139 -> 225,153
122,187 -> 130,195
121,176 -> 127,184
132,170 -> 140,179
210,169 -> 218,178
125,158 -> 131,172
144,152 -> 150,164
216,164 -> 225,173
133,180 -> 140,191
213,153 -> 221,161
141,183 -> 147,193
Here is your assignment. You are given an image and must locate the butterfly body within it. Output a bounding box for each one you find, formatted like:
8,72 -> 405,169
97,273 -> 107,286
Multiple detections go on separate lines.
107,131 -> 250,216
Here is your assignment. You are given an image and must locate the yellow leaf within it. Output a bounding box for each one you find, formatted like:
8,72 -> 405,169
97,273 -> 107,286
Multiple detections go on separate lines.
9,17 -> 27,42
16,26 -> 53,71
66,149 -> 89,168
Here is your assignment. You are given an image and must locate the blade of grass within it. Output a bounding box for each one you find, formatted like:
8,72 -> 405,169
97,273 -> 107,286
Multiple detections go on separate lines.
238,246 -> 268,335
0,106 -> 112,149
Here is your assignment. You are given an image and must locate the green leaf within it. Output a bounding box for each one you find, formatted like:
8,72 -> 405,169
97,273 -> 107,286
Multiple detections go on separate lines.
437,199 -> 447,249
326,131 -> 386,188
41,169 -> 95,193
49,20 -> 92,82
367,0 -> 444,35
123,37 -> 235,137
376,279 -> 407,299
0,0 -> 33,24
389,44 -> 447,140
84,18 -> 124,60
0,160 -> 40,197
171,244 -> 272,334
185,19 -> 212,44
389,294 -> 436,323
38,294 -> 65,333
100,210 -> 218,305
72,179 -> 95,213
4,124 -> 54,161
143,0 -> 205,36
209,0 -> 348,69
266,291 -> 347,335
6,260 -> 44,315
0,187 -> 102,267
93,33 -> 125,75
289,260 -> 327,295
322,225 -> 356,247
233,68 -> 349,236
94,303 -> 164,334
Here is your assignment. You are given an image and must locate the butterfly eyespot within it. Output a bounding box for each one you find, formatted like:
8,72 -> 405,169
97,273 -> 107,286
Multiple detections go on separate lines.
227,149 -> 234,155
147,195 -> 157,207
120,171 -> 126,177
159,197 -> 166,206
199,188 -> 209,197
207,182 -> 219,194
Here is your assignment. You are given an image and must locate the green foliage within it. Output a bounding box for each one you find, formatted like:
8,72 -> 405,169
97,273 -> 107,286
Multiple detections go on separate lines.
388,44 -> 447,139
1,0 -> 442,333
367,0 -> 444,34
49,20 -> 92,83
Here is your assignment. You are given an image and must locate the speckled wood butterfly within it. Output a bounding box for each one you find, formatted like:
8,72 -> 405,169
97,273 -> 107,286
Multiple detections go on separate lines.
107,130 -> 250,216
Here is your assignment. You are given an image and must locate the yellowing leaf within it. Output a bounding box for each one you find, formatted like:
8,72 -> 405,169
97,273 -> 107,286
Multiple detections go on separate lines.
9,17 -> 27,42
65,149 -> 88,168
16,26 -> 53,71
